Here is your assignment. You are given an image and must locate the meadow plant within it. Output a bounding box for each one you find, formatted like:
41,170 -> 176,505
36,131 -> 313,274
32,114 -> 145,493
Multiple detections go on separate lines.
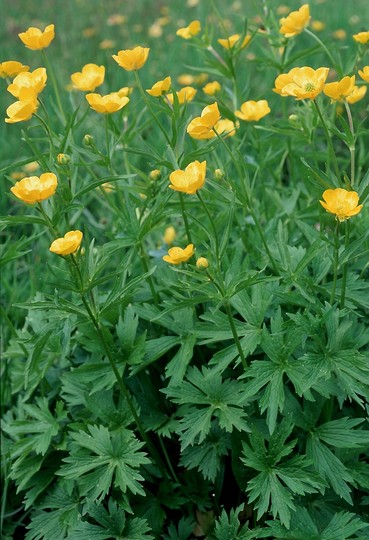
1,1 -> 369,538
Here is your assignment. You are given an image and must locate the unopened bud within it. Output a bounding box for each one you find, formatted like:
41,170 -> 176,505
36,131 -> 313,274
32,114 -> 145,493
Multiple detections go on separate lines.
196,257 -> 209,270
163,226 -> 176,245
149,169 -> 161,181
57,153 -> 71,165
83,134 -> 95,146
214,168 -> 225,180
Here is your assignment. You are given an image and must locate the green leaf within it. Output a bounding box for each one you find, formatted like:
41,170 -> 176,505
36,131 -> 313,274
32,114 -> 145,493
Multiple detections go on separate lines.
211,506 -> 259,539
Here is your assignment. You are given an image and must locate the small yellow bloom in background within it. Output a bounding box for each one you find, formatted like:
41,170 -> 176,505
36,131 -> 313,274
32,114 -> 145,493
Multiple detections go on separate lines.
118,86 -> 134,97
187,0 -> 199,7
163,244 -> 195,264
320,188 -> 363,222
235,100 -> 271,121
214,118 -> 237,137
196,257 -> 209,270
333,29 -> 346,40
203,81 -> 221,95
71,64 -> 105,92
353,31 -> 369,44
85,92 -> 130,114
323,75 -> 356,101
146,76 -> 171,97
176,20 -> 201,39
311,20 -> 325,32
99,39 -> 116,50
0,61 -> 29,78
163,226 -> 176,245
166,86 -> 197,105
217,34 -> 251,49
50,231 -> 83,256
5,99 -> 38,124
274,66 -> 329,99
10,173 -> 58,204
101,182 -> 114,193
358,66 -> 369,82
194,73 -> 209,85
346,85 -> 367,104
107,14 -> 127,26
169,160 -> 206,194
149,169 -> 161,181
8,67 -> 47,100
277,5 -> 290,15
177,73 -> 195,86
82,27 -> 97,38
18,24 -> 55,50
112,46 -> 150,71
187,102 -> 221,139
279,4 -> 310,37
23,161 -> 40,173
148,23 -> 163,38
10,171 -> 24,180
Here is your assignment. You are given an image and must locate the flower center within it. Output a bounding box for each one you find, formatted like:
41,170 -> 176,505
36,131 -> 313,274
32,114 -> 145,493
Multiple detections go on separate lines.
304,82 -> 315,92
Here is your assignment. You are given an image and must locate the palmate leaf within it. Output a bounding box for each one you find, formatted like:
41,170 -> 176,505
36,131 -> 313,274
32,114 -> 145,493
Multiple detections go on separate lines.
57,425 -> 150,501
211,506 -> 259,539
68,499 -> 153,540
163,367 -> 250,449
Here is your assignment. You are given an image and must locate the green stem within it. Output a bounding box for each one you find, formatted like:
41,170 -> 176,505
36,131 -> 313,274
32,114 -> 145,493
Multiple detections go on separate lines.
105,115 -> 113,173
313,100 -> 340,181
133,71 -> 171,145
340,220 -> 350,308
196,190 -> 221,274
178,193 -> 193,244
344,101 -> 355,187
34,113 -> 56,154
305,28 -> 342,76
37,202 -> 59,236
139,243 -> 160,306
330,220 -> 340,304
41,49 -> 66,121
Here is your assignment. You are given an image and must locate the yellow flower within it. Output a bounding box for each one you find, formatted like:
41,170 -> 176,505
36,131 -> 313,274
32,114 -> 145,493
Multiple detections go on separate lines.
107,14 -> 127,26
163,226 -> 176,245
49,231 -> 83,256
99,39 -> 116,50
146,76 -> 171,97
23,161 -> 40,173
148,22 -> 163,38
320,188 -> 363,222
323,75 -> 356,101
176,20 -> 201,39
7,67 -> 47,100
346,85 -> 367,104
0,61 -> 29,78
112,46 -> 150,71
235,100 -> 270,121
187,103 -> 221,139
333,29 -> 346,40
71,64 -> 105,92
177,73 -> 195,85
214,118 -> 237,137
194,73 -> 209,85
18,24 -> 55,50
279,4 -> 310,37
273,66 -> 329,99
82,27 -> 97,38
149,169 -> 161,181
203,81 -> 221,95
353,31 -> 369,44
10,173 -> 58,203
5,99 -> 38,123
166,86 -> 197,105
169,160 -> 206,194
311,20 -> 325,32
85,92 -> 130,113
118,86 -> 134,97
358,66 -> 369,82
196,257 -> 209,270
217,34 -> 251,49
163,244 -> 195,264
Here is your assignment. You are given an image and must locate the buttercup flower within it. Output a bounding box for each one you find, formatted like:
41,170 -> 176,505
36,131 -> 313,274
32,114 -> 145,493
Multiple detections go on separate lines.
0,61 -> 29,78
169,160 -> 206,194
353,31 -> 369,44
187,103 -> 221,139
166,86 -> 197,104
235,100 -> 270,121
7,67 -> 47,100
86,92 -> 130,113
196,257 -> 209,270
333,29 -> 346,40
358,66 -> 369,82
163,226 -> 176,245
203,81 -> 221,95
217,34 -> 251,49
323,75 -> 356,101
163,244 -> 195,264
177,73 -> 195,85
118,86 -> 133,97
10,173 -> 58,203
71,64 -> 105,92
279,4 -> 310,37
176,20 -> 201,39
346,85 -> 367,104
99,39 -> 116,50
311,20 -> 325,32
214,118 -> 237,137
112,46 -> 150,71
18,24 -> 55,50
50,231 -> 83,256
274,66 -> 329,99
146,76 -> 171,97
5,99 -> 38,123
320,188 -> 363,222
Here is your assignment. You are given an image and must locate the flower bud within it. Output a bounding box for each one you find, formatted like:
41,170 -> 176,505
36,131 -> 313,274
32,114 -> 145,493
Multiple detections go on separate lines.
57,153 -> 71,165
163,226 -> 176,245
214,168 -> 225,180
149,169 -> 161,181
196,257 -> 209,270
83,134 -> 95,146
